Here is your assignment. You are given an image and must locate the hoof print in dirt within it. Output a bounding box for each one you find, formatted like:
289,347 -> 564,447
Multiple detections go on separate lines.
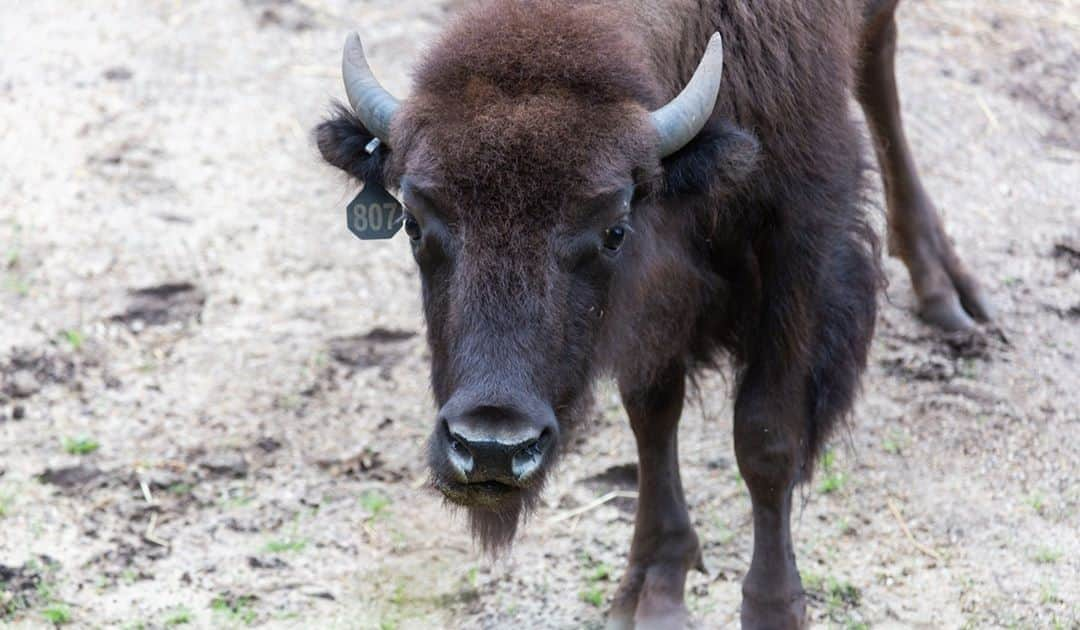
38,464 -> 104,489
328,328 -> 416,370
244,0 -> 315,32
0,556 -> 61,616
581,462 -> 638,513
111,282 -> 206,330
1,348 -> 77,400
880,326 -> 1003,381
199,452 -> 249,479
316,446 -> 402,481
1052,235 -> 1080,271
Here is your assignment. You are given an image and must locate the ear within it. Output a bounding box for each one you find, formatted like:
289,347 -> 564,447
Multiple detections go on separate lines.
660,119 -> 759,198
314,102 -> 388,188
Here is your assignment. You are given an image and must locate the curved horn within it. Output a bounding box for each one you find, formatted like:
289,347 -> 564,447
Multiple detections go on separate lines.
649,32 -> 725,157
342,32 -> 400,142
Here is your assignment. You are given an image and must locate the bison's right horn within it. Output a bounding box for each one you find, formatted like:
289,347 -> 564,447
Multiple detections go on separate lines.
342,32 -> 400,142
649,33 -> 725,158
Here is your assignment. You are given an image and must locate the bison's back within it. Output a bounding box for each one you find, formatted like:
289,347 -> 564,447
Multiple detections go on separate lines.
624,0 -> 865,182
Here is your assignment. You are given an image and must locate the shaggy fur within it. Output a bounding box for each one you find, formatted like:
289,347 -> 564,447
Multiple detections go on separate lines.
315,0 -> 881,554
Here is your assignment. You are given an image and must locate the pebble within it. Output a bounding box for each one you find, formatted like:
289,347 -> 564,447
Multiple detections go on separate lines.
8,371 -> 41,398
199,452 -> 249,478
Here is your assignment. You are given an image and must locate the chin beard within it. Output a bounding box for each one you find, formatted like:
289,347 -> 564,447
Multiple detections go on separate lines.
467,497 -> 530,554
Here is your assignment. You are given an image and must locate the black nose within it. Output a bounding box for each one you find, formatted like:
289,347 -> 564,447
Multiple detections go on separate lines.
439,397 -> 557,487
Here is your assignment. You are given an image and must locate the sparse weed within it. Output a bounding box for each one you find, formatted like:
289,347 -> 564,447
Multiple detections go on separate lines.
818,450 -> 847,494
263,538 -> 307,554
360,490 -> 391,521
61,329 -> 84,351
210,595 -> 257,626
1040,582 -> 1062,605
580,586 -> 605,607
1032,548 -> 1062,564
62,436 -> 100,456
41,604 -> 71,625
163,606 -> 192,626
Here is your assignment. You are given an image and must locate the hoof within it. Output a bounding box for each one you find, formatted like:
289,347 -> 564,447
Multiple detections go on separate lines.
740,593 -> 807,630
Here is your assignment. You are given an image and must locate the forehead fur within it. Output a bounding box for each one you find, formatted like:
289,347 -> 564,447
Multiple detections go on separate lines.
390,0 -> 661,216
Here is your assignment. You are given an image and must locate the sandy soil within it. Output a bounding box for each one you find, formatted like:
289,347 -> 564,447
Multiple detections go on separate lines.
1,0 -> 1077,628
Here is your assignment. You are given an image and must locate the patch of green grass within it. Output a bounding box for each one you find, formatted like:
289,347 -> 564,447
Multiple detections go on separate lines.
589,563 -> 612,582
61,329 -> 84,351
41,604 -> 71,625
882,430 -> 907,455
817,450 -> 847,494
263,538 -> 307,554
577,555 -> 611,609
167,483 -> 193,495
360,490 -> 391,520
824,578 -> 861,611
802,571 -> 861,618
1040,582 -> 1062,605
210,595 -> 256,626
62,436 -> 100,456
580,586 -> 605,607
1032,548 -> 1062,564
1027,493 -> 1046,514
5,275 -> 30,296
0,493 -> 12,518
163,606 -> 192,626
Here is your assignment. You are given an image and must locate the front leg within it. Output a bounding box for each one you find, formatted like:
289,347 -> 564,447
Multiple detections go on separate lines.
608,363 -> 702,630
734,374 -> 808,629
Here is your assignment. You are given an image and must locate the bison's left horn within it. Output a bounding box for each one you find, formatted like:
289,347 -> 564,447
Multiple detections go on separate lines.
649,32 -> 725,158
342,32 -> 400,142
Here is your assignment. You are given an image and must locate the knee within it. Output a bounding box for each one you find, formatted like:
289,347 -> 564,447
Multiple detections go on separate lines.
733,414 -> 801,494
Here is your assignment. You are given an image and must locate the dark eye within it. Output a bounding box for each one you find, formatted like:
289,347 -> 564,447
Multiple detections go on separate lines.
403,214 -> 421,241
602,225 -> 627,252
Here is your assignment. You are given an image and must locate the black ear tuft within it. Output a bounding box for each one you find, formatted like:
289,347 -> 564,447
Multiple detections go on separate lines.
661,119 -> 759,198
314,102 -> 388,188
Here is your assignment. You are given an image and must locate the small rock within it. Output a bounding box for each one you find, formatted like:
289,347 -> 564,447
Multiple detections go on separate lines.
11,405 -> 25,420
8,370 -> 41,398
301,589 -> 336,601
103,66 -> 133,81
200,452 -> 249,478
144,468 -> 185,489
255,436 -> 282,453
248,556 -> 288,570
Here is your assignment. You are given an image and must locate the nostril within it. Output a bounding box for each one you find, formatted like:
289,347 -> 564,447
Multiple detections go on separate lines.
511,428 -> 551,482
442,421 -> 474,482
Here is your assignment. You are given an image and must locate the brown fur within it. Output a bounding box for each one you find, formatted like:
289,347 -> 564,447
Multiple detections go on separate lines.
316,0 -> 900,623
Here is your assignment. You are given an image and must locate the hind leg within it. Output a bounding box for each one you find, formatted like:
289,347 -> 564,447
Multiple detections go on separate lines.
857,1 -> 993,330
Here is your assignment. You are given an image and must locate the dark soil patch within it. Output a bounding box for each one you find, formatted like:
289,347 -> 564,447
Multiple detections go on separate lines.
111,282 -> 206,329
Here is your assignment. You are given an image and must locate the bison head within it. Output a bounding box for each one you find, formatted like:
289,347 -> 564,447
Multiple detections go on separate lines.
316,4 -> 757,550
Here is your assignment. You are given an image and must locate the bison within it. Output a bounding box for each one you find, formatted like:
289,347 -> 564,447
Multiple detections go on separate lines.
315,0 -> 992,627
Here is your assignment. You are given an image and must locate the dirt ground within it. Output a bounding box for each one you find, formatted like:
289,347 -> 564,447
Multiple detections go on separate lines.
1,0 -> 1077,628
